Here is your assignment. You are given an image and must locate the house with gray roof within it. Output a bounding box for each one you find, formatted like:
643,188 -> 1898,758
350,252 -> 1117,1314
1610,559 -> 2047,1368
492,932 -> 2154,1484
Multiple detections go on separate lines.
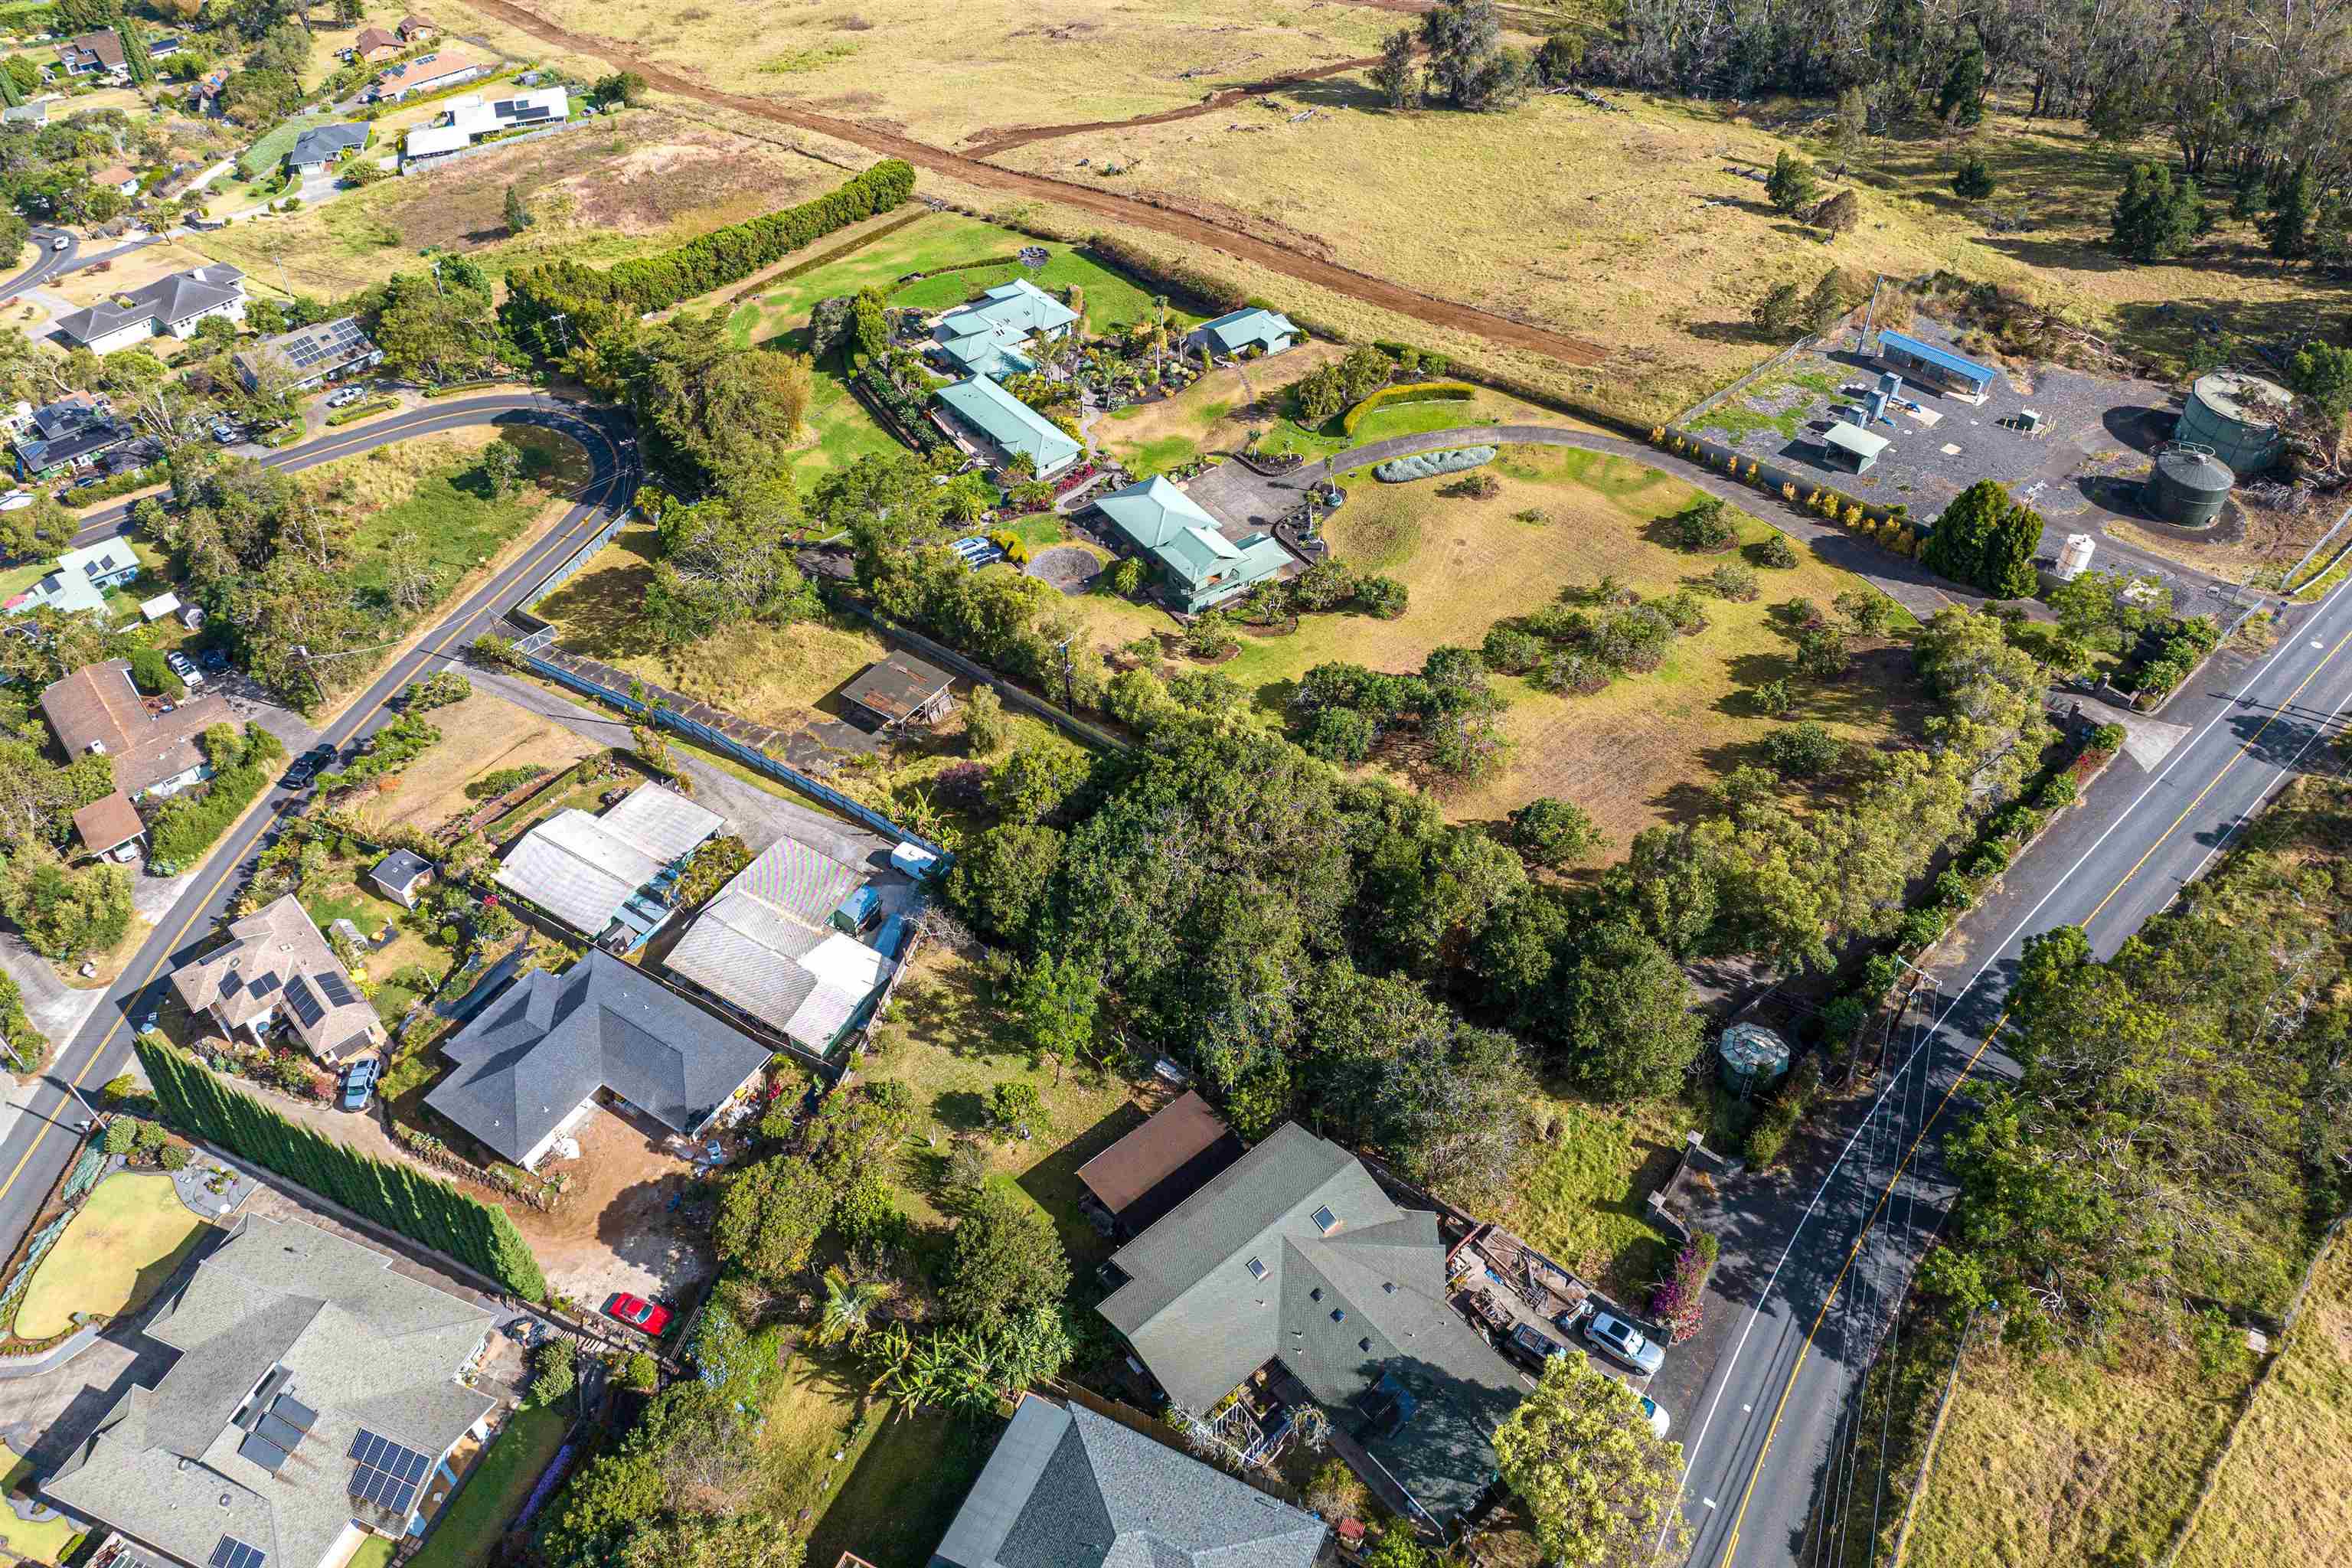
169,894 -> 386,1067
932,1393 -> 1326,1568
424,948 -> 774,1168
1089,475 -> 1292,614
41,1214 -> 496,1568
933,374 -> 1081,479
1098,1123 -> 1525,1532
54,265 -> 247,356
286,122 -> 369,175
1187,308 -> 1300,360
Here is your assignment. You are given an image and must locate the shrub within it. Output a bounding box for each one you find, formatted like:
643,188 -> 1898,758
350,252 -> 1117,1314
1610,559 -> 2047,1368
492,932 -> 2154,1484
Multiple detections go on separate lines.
1965,838 -> 2014,877
1761,720 -> 1840,779
1292,558 -> 1360,612
136,1119 -> 168,1155
1753,535 -> 1799,569
1708,562 -> 1760,601
988,1080 -> 1045,1134
1372,446 -> 1495,483
104,1117 -> 137,1154
1796,627 -> 1852,680
1303,707 -> 1377,764
159,1144 -> 191,1171
1508,798 -> 1606,867
101,1073 -> 139,1104
1648,1234 -> 1717,1343
1896,905 -> 1949,950
1356,575 -> 1409,619
1482,626 -> 1546,675
2036,773 -> 2079,809
1753,677 -> 1797,717
1530,650 -> 1609,694
2088,722 -> 2126,754
619,1351 -> 659,1391
1655,590 -> 1708,634
1674,497 -> 1738,552
529,1338 -> 577,1406
1440,472 -> 1503,499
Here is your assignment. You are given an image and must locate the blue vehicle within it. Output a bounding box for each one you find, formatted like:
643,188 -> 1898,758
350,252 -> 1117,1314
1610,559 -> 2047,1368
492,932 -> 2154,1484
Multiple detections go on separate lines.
340,1057 -> 378,1112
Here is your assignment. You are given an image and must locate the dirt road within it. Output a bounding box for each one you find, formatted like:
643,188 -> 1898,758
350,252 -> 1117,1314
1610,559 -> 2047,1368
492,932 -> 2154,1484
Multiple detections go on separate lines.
467,0 -> 1608,368
959,56 -> 1383,156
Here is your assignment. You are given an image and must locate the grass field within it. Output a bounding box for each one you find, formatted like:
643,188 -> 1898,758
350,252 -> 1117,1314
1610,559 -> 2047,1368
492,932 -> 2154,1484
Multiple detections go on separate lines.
345,1537 -> 397,1568
14,1173 -> 209,1341
312,428 -> 580,614
409,1405 -> 569,1568
1488,1093 -> 1688,1302
362,688 -> 603,833
2176,1233 -> 2352,1568
0,1446 -> 77,1565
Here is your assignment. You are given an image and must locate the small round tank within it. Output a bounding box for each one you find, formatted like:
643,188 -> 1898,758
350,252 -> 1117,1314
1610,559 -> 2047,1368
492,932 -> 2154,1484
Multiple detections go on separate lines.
2148,443 -> 2234,528
1717,1023 -> 1792,1094
2174,371 -> 2292,474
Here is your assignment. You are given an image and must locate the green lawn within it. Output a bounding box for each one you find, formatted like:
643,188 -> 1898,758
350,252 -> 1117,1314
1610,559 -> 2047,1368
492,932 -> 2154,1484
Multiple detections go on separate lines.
0,1447 -> 79,1565
803,1408 -> 995,1568
345,1537 -> 397,1568
1493,1096 -> 1687,1302
409,1405 -> 570,1568
345,436 -> 570,609
239,113 -> 337,178
13,1172 -> 209,1341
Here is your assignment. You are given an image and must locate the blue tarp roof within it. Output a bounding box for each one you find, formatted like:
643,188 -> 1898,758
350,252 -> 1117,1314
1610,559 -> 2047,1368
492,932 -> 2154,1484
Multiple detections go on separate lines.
1878,329 -> 1996,388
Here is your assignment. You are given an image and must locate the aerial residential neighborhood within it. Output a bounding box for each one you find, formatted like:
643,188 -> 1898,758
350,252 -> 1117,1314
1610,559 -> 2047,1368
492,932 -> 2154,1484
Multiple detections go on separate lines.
0,4 -> 2343,1568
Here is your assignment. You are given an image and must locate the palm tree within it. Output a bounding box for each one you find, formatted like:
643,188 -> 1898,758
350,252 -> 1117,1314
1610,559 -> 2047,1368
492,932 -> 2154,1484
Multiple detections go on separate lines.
815,1265 -> 888,1346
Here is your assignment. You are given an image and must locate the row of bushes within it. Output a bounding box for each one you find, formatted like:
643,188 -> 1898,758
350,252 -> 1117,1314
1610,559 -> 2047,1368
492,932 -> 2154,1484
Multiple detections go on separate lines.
59,461 -> 168,508
1648,1230 -> 1720,1343
853,361 -> 946,452
1340,379 -> 1477,435
505,158 -> 915,330
422,377 -> 518,399
0,972 -> 41,1076
2118,614 -> 2223,701
325,397 -> 400,427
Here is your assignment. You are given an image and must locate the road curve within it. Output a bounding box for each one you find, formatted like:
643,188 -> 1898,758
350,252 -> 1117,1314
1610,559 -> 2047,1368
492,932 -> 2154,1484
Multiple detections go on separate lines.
1,227 -> 79,300
0,391 -> 641,1256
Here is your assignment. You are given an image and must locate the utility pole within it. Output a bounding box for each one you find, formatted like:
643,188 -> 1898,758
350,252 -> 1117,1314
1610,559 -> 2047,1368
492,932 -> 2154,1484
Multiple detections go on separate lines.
549,312 -> 572,352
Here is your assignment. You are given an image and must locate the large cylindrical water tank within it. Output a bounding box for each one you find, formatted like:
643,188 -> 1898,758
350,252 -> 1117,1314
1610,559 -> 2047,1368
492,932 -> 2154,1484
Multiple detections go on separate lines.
2148,444 -> 2234,528
2173,372 -> 2291,474
1717,1023 -> 1791,1093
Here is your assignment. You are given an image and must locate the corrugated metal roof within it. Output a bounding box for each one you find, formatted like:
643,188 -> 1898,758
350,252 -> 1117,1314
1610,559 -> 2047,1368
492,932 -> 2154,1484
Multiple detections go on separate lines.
599,783 -> 724,864
934,376 -> 1081,472
493,810 -> 658,933
1877,328 -> 1995,387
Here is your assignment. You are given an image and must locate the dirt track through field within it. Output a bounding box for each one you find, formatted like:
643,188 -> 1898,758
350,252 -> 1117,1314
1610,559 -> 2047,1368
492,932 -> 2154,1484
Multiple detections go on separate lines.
466,0 -> 1609,368
960,56 -> 1383,155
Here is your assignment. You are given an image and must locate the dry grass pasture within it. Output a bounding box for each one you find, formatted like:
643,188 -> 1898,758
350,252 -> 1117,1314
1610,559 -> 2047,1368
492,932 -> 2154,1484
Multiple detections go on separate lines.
2175,1234 -> 2352,1568
360,689 -> 603,834
52,240 -> 227,309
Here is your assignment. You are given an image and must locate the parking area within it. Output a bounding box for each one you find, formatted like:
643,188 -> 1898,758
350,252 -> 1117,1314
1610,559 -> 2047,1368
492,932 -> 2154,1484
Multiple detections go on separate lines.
1446,1223 -> 1659,1398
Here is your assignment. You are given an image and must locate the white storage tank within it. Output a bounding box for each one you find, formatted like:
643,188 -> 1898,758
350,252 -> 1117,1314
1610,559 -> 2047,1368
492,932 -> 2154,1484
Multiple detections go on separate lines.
2056,534 -> 2096,581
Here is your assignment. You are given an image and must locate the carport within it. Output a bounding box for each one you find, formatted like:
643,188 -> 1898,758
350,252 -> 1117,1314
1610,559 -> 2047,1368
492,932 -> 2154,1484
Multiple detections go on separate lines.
1822,420 -> 1890,474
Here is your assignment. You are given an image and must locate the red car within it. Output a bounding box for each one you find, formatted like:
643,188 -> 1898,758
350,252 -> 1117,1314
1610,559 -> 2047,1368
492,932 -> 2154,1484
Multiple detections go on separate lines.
603,1293 -> 671,1336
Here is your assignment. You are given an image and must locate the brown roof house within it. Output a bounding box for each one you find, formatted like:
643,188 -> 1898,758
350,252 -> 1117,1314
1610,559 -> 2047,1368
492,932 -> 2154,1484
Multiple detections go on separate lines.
1077,1089 -> 1245,1240
74,791 -> 146,862
397,14 -> 441,42
171,894 -> 386,1066
41,659 -> 227,802
54,28 -> 127,78
351,25 -> 402,62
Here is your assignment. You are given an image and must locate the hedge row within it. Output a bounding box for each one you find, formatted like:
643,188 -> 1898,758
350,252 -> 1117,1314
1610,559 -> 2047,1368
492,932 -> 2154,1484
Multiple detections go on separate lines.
0,972 -> 41,1075
423,377 -> 518,399
506,158 -> 915,328
60,460 -> 167,508
136,1038 -> 547,1298
1341,380 -> 1475,435
325,397 -> 400,427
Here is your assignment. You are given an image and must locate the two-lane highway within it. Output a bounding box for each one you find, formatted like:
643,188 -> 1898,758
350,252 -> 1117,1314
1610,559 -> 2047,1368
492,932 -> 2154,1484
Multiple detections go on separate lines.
0,391 -> 640,1251
1676,572 -> 2352,1566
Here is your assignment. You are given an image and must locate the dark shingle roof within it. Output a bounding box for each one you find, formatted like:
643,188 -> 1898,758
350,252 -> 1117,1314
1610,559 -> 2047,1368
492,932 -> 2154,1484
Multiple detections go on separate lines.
932,1396 -> 1325,1568
288,122 -> 368,165
53,265 -> 244,348
424,949 -> 773,1162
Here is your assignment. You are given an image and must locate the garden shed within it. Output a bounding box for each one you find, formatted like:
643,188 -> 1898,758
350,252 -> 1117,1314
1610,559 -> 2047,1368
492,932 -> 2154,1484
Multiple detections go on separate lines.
1822,420 -> 1890,473
1187,306 -> 1300,359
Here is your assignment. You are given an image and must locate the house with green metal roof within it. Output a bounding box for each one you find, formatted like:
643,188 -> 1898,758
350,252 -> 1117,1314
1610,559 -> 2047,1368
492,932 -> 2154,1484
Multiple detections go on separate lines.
933,374 -> 1083,478
1091,475 -> 1292,614
931,278 -> 1079,381
1187,306 -> 1299,359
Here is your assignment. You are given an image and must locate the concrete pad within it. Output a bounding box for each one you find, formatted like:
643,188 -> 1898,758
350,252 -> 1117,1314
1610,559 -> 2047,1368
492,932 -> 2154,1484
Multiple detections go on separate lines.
1940,443 -> 1963,455
2118,714 -> 2193,770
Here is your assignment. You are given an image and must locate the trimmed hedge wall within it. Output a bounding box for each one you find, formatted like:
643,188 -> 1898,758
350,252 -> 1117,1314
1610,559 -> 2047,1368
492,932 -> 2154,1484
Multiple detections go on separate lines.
1341,380 -> 1477,435
325,397 -> 400,427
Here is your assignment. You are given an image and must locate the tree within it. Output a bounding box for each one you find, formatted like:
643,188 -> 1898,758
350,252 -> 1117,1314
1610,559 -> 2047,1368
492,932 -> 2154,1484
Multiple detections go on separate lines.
1938,47 -> 1986,126
0,493 -> 76,560
812,1264 -> 889,1345
1922,479 -> 2040,597
501,182 -> 534,234
1546,923 -> 1701,1096
1494,1351 -> 1690,1566
1750,280 -> 1802,338
2262,164 -> 2313,260
1952,156 -> 1996,200
940,1185 -> 1070,1331
962,684 -> 1009,755
985,743 -> 1092,825
2285,341 -> 2352,423
1370,27 -> 1419,108
1673,496 -> 1736,550
714,1155 -> 834,1282
1417,0 -> 1527,111
2,851 -> 133,961
481,439 -> 527,499
2111,163 -> 2202,262
1765,150 -> 1818,214
594,70 -> 648,106
1011,952 -> 1098,1079
528,1338 -> 577,1406
1508,798 -> 1606,868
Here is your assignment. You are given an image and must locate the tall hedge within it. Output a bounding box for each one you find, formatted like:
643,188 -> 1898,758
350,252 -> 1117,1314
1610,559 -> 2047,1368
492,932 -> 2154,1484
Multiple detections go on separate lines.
504,158 -> 916,352
1341,380 -> 1477,435
136,1038 -> 547,1299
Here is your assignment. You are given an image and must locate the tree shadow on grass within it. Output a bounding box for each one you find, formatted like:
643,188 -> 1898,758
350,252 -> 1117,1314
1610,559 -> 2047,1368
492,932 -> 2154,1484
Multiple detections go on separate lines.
531,530 -> 664,660
1015,1099 -> 1147,1269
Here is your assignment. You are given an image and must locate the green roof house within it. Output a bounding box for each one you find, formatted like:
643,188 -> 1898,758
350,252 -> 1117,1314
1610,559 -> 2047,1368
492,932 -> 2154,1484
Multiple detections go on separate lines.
933,374 -> 1082,478
932,279 -> 1078,380
1188,306 -> 1299,359
1092,475 -> 1292,614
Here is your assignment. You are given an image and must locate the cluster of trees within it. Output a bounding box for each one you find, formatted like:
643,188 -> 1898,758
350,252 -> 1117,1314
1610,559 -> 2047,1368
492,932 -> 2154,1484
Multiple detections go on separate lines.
1370,0 -> 1583,113
1919,479 -> 2043,598
1287,646 -> 1511,779
1926,774 -> 2352,1352
136,1037 -> 547,1295
1752,268 -> 1856,341
351,255 -> 508,387
608,312 -> 818,500
1291,344 -> 1413,424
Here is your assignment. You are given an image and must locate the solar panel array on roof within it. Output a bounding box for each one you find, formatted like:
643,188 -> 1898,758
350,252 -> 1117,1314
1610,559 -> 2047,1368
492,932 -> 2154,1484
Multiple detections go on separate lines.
283,977 -> 325,1028
348,1429 -> 430,1514
210,1537 -> 266,1568
278,318 -> 369,371
315,970 -> 359,1008
243,970 -> 279,1000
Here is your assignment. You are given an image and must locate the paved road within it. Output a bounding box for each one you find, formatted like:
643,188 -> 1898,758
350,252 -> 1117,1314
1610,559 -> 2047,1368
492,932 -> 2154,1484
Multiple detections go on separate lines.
0,390 -> 640,1256
0,226 -> 80,298
1673,574 -> 2352,1567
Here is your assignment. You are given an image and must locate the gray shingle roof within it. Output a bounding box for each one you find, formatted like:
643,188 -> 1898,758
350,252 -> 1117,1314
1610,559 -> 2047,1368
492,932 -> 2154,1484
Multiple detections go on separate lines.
424,949 -> 773,1163
287,122 -> 367,165
933,1396 -> 1325,1568
1098,1124 -> 1524,1527
41,1216 -> 493,1568
53,265 -> 244,348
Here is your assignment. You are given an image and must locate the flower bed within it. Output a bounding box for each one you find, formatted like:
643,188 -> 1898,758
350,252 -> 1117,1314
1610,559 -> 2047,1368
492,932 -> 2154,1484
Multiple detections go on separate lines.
1373,446 -> 1496,483
1648,1231 -> 1720,1344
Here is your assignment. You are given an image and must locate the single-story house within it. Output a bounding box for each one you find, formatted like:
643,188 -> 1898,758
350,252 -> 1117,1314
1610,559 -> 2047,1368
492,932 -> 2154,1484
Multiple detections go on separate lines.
54,28 -> 126,78
41,1215 -> 495,1568
170,893 -> 387,1064
146,33 -> 182,61
191,68 -> 230,116
39,658 -> 225,800
663,827 -> 900,1061
425,948 -> 775,1169
837,652 -> 956,730
72,789 -> 145,862
1076,1089 -> 1245,1240
91,163 -> 139,198
53,264 -> 247,356
369,848 -> 433,909
368,49 -> 487,102
2,100 -> 46,126
931,1393 -> 1326,1568
1187,306 -> 1300,360
11,395 -> 133,478
933,374 -> 1081,479
351,24 -> 403,62
930,278 -> 1078,381
492,782 -> 724,949
7,534 -> 139,617
1875,328 -> 1998,400
397,13 -> 442,43
1089,475 -> 1292,614
235,316 -> 383,393
1099,1122 -> 1527,1531
1822,420 -> 1890,474
286,121 -> 369,175
402,86 -> 569,161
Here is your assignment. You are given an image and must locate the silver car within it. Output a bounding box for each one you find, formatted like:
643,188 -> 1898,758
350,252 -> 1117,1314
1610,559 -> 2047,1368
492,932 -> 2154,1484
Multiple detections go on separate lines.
1583,1311 -> 1665,1376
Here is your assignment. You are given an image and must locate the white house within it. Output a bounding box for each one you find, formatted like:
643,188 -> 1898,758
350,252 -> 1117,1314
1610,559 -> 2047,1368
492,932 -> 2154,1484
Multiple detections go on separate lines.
403,86 -> 568,161
52,264 -> 246,355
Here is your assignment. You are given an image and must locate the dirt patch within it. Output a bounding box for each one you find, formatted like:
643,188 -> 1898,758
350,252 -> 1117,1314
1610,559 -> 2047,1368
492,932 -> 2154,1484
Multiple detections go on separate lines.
359,688 -> 603,836
522,1102 -> 716,1306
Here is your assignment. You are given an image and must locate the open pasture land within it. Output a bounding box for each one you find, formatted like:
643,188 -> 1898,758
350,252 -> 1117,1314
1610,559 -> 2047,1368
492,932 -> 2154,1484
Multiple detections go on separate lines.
358,688 -> 603,833
190,109 -> 847,298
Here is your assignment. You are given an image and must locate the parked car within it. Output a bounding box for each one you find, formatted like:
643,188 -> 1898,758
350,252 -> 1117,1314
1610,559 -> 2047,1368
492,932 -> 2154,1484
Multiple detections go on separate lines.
603,1292 -> 671,1336
280,744 -> 332,789
1507,1321 -> 1569,1371
199,646 -> 227,672
1641,1396 -> 1671,1439
325,387 -> 365,408
340,1057 -> 377,1112
166,651 -> 202,688
1577,1311 -> 1665,1377
210,420 -> 240,443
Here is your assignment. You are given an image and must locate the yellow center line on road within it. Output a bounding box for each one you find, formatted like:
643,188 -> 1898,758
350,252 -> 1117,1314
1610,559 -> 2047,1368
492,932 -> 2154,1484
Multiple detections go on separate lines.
1713,617 -> 2352,1566
0,418 -> 626,1214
